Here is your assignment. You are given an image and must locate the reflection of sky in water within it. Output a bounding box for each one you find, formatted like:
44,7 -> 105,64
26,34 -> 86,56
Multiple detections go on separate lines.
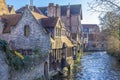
76,52 -> 120,80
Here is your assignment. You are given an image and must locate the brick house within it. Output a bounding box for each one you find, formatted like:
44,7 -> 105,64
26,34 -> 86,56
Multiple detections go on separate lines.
0,5 -> 51,80
82,24 -> 100,51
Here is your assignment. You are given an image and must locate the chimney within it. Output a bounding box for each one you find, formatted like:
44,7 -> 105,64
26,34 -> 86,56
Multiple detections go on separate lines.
47,3 -> 55,17
56,4 -> 61,17
26,5 -> 34,11
67,3 -> 70,17
30,6 -> 34,11
26,5 -> 30,10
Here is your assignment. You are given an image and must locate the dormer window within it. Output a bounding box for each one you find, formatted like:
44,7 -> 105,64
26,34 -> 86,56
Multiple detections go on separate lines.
24,25 -> 30,37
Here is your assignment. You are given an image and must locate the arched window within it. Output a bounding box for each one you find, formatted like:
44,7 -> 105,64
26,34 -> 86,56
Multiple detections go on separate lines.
24,25 -> 30,37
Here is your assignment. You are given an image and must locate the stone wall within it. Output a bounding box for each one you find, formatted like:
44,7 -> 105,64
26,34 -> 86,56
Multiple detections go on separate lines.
10,8 -> 50,52
0,50 -> 49,80
0,8 -> 51,80
10,56 -> 49,80
0,51 -> 9,80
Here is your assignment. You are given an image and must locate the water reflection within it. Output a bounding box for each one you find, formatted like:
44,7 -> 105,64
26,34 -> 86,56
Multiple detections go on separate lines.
77,51 -> 120,80
53,52 -> 120,80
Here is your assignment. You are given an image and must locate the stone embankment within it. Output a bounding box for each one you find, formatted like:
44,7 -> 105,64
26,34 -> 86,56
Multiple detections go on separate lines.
0,51 -> 9,80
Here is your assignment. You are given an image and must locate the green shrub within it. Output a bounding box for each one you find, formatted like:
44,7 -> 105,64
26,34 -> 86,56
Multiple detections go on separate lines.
106,36 -> 120,57
0,39 -> 31,71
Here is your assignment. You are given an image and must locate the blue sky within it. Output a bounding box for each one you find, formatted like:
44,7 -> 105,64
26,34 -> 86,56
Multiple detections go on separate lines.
6,0 -> 100,24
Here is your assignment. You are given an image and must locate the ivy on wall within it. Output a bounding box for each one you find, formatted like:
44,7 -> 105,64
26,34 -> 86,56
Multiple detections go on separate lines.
0,39 -> 30,70
0,39 -> 49,71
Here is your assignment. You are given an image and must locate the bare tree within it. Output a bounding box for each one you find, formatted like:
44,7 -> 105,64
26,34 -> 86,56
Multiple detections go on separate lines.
88,0 -> 120,13
88,0 -> 120,56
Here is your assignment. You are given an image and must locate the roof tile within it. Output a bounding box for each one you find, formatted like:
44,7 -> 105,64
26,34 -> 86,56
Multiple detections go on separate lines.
0,14 -> 22,33
41,17 -> 58,27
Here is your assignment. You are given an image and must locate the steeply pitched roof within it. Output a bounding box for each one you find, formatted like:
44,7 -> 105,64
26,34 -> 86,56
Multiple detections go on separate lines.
8,6 -> 13,12
16,4 -> 82,19
39,7 -> 48,16
50,36 -> 73,49
61,4 -> 81,16
61,36 -> 73,47
38,4 -> 82,17
0,14 -> 22,33
17,6 -> 47,21
8,5 -> 16,14
31,11 -> 47,20
41,17 -> 59,37
16,6 -> 43,14
41,17 -> 59,27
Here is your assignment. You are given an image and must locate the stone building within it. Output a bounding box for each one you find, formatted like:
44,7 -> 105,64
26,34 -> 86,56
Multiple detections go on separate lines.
0,5 -> 51,80
39,3 -> 83,51
41,17 -> 74,76
16,5 -> 75,76
17,3 -> 83,51
0,0 -> 82,79
82,24 -> 100,51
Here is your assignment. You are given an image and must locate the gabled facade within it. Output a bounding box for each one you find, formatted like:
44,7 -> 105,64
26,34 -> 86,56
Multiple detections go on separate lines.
39,3 -> 82,46
0,5 -> 51,80
42,17 -> 74,75
0,6 -> 50,52
8,5 -> 16,14
17,3 -> 83,52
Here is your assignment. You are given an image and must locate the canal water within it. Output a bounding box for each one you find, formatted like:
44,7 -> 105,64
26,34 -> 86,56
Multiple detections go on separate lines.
76,51 -> 120,80
53,51 -> 120,80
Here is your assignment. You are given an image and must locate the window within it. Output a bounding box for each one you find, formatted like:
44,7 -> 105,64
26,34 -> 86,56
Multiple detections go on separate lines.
83,28 -> 89,32
56,28 -> 60,36
89,28 -> 94,32
58,29 -> 60,36
24,25 -> 30,37
56,28 -> 58,36
84,34 -> 87,38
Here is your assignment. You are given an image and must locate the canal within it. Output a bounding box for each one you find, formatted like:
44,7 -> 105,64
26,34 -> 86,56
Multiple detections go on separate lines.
53,51 -> 120,80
